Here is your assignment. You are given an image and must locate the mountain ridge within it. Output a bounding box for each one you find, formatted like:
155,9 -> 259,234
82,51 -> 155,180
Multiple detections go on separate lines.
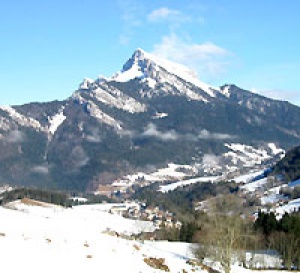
0,48 -> 299,191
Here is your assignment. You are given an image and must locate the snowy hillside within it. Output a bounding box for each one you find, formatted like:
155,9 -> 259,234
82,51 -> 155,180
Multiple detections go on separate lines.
0,199 -> 291,273
0,200 -> 193,273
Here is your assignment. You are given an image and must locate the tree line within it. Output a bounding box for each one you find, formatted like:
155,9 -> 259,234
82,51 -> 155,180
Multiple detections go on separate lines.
0,187 -> 72,207
254,210 -> 300,270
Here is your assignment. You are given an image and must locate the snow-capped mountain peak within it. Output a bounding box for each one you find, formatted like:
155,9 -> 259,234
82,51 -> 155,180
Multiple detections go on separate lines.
109,48 -> 219,100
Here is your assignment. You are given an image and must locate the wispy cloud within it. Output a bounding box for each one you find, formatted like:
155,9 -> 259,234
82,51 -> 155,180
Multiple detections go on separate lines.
151,33 -> 231,81
147,7 -> 190,24
198,129 -> 234,140
85,128 -> 102,143
140,123 -> 235,142
71,146 -> 89,168
202,154 -> 221,166
251,88 -> 300,105
142,123 -> 179,141
6,130 -> 25,143
118,0 -> 143,45
31,165 -> 49,175
239,63 -> 300,106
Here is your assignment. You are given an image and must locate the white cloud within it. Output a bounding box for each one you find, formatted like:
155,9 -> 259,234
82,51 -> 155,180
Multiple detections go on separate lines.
118,0 -> 142,45
140,124 -> 235,142
151,33 -> 231,81
71,146 -> 89,168
142,123 -> 179,141
198,129 -> 234,140
6,130 -> 25,143
85,128 -> 101,143
202,154 -> 221,166
251,88 -> 300,105
31,165 -> 49,175
147,7 -> 190,23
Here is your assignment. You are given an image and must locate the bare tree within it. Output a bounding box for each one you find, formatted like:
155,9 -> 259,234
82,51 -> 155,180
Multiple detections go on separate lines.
269,231 -> 300,270
195,195 -> 253,273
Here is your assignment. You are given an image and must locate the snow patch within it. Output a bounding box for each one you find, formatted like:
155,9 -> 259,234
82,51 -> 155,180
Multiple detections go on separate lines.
288,179 -> 300,188
113,163 -> 199,189
274,198 -> 300,218
268,143 -> 285,155
111,62 -> 144,82
153,112 -> 168,119
79,78 -> 95,90
0,106 -> 43,131
220,85 -> 231,97
91,83 -> 146,113
224,143 -> 281,167
48,108 -> 66,134
86,101 -> 122,130
159,176 -> 219,193
240,176 -> 269,191
234,170 -> 266,184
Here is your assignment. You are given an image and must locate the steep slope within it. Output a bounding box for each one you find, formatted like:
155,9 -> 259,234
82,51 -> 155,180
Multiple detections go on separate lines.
0,48 -> 300,191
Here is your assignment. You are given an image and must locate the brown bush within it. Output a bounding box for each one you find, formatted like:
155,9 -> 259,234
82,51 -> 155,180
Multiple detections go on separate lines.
144,257 -> 170,272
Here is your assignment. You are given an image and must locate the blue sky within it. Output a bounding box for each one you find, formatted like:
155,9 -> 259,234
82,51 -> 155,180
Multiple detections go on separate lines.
1,0 -> 300,106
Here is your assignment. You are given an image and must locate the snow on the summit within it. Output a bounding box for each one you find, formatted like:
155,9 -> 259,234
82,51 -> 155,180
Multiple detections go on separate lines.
48,108 -> 66,134
0,105 -> 43,131
141,77 -> 156,88
140,49 -> 219,97
109,49 -> 218,100
164,72 -> 208,101
111,62 -> 144,82
220,85 -> 231,98
79,78 -> 95,90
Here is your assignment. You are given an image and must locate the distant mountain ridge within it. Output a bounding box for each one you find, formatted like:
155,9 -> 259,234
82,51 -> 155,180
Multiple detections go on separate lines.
0,48 -> 299,191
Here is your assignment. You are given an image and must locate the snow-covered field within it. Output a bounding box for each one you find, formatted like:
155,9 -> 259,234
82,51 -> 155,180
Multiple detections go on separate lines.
0,200 -> 198,273
0,200 -> 289,273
